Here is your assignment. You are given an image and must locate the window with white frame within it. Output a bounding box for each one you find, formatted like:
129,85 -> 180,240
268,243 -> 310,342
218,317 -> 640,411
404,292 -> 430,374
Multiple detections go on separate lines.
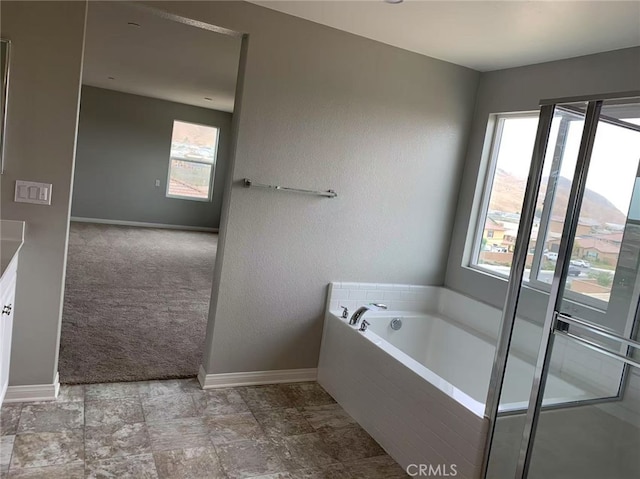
166,120 -> 219,201
470,109 -> 640,308
472,112 -> 541,274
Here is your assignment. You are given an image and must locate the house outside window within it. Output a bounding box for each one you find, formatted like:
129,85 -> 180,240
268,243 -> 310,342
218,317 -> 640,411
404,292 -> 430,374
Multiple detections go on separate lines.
166,120 -> 219,201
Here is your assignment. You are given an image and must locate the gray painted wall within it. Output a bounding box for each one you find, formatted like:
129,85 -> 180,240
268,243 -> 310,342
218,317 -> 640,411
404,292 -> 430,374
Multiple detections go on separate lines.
5,1 -> 637,389
72,86 -> 232,229
1,0 -> 479,387
1,1 -> 87,386
444,47 -> 640,314
153,1 -> 480,375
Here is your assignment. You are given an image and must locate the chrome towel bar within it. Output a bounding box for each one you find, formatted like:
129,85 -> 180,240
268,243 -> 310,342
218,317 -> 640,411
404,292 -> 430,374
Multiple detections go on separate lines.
243,178 -> 337,198
554,330 -> 640,369
555,312 -> 640,350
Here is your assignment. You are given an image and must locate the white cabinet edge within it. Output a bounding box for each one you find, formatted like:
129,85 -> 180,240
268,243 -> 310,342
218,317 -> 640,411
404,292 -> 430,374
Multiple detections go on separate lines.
1,219 -> 25,279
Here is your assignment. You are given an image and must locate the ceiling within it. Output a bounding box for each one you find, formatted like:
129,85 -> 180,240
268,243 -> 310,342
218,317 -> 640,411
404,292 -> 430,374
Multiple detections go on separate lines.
82,2 -> 241,112
82,1 -> 639,108
251,0 -> 640,71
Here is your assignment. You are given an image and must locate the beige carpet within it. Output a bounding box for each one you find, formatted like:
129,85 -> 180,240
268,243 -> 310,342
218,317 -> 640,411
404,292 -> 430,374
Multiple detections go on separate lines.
59,222 -> 217,384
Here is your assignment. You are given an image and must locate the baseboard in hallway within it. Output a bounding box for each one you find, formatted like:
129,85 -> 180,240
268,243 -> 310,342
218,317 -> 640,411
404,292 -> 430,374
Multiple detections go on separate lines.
70,216 -> 218,232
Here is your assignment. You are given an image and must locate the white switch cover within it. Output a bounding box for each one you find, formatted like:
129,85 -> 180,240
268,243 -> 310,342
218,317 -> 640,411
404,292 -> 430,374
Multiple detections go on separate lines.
15,180 -> 52,205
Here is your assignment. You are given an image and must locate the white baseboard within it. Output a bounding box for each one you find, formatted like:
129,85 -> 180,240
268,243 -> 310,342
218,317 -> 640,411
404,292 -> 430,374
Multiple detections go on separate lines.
198,365 -> 318,389
4,372 -> 60,403
70,216 -> 218,233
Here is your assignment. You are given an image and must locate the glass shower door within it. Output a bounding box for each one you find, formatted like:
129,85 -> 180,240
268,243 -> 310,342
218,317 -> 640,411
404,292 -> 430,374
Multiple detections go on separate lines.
523,98 -> 640,479
485,95 -> 640,479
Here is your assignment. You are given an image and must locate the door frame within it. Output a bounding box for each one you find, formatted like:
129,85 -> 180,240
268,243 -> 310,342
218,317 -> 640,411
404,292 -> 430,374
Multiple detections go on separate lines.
59,1 -> 251,383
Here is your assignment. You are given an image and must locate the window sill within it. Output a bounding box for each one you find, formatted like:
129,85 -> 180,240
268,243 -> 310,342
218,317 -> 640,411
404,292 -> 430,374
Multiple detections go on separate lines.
465,263 -> 608,314
166,193 -> 212,202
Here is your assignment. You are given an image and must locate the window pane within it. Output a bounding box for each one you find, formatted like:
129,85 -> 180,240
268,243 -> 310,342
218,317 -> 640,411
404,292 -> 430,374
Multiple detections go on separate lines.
533,114 -> 640,306
167,159 -> 212,199
476,116 -> 539,276
562,118 -> 640,303
474,107 -> 640,310
170,121 -> 218,164
167,121 -> 218,199
474,111 -> 583,279
531,115 -> 583,285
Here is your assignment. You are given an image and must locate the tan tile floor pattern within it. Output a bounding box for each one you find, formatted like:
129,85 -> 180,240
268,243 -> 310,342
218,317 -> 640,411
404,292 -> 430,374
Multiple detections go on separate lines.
0,380 -> 408,478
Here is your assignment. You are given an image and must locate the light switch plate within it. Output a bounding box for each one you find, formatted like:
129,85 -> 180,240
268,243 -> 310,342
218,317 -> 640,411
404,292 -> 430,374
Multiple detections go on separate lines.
15,180 -> 52,205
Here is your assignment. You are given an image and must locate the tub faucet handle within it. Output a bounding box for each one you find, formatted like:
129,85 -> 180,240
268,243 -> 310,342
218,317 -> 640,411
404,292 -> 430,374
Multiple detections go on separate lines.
359,320 -> 370,332
340,306 -> 349,319
370,303 -> 387,310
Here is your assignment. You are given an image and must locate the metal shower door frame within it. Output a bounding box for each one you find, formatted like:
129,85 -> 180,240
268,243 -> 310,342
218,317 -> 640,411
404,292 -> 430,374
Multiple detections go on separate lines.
514,99 -> 602,477
481,103 -> 555,476
483,90 -> 640,479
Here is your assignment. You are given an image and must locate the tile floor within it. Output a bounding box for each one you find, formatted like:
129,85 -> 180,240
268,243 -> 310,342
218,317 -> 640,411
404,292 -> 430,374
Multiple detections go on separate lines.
0,380 -> 408,478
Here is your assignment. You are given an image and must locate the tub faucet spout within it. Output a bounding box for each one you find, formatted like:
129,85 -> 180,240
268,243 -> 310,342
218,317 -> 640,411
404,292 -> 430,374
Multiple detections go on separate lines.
349,303 -> 387,326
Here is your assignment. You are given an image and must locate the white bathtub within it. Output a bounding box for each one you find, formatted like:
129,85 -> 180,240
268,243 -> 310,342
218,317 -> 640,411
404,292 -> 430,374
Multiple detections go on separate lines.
365,311 -> 596,413
318,282 -> 604,479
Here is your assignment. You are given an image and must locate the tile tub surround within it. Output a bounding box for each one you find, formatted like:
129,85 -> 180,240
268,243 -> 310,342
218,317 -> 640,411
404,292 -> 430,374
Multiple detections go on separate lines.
318,310 -> 489,479
322,282 -> 636,478
325,283 -> 439,315
327,283 -> 628,411
0,379 -> 408,478
323,283 -> 502,478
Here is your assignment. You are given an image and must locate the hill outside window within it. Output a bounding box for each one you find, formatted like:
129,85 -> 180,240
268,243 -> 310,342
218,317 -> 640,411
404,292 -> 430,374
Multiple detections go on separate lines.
470,110 -> 640,309
166,120 -> 219,201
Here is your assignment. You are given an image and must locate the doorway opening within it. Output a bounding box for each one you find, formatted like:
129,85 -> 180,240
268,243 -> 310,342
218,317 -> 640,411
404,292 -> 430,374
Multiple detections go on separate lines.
59,1 -> 244,384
